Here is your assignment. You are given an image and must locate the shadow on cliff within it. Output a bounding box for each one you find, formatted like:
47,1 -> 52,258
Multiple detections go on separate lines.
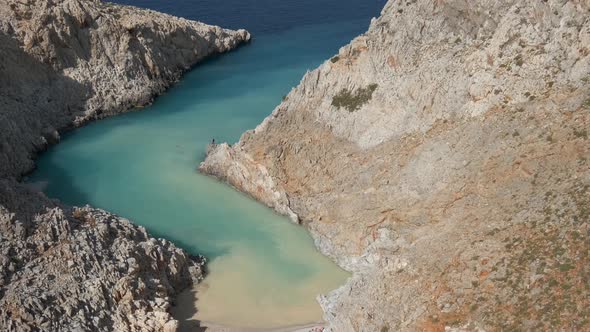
171,288 -> 207,332
0,31 -> 91,180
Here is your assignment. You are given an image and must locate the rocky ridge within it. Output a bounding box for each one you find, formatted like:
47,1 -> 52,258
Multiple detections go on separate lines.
201,0 -> 590,330
0,0 -> 250,179
0,0 -> 249,331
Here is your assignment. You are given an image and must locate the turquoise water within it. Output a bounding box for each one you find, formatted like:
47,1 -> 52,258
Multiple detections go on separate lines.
29,7 -> 381,329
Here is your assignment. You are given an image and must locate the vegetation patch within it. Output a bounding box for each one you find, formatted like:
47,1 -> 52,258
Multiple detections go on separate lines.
573,129 -> 588,139
332,83 -> 378,112
515,54 -> 524,67
330,55 -> 340,63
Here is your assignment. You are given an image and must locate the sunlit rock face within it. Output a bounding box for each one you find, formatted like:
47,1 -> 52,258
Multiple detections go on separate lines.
201,0 -> 590,330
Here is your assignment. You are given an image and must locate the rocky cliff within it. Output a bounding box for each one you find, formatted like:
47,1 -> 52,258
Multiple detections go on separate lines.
0,0 -> 249,330
0,0 -> 250,179
0,179 -> 206,331
201,0 -> 590,330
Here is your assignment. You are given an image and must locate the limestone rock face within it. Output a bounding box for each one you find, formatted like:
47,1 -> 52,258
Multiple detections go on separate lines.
201,0 -> 590,330
0,0 -> 249,331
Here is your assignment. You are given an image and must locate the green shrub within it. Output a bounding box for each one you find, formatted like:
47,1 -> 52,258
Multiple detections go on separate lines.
515,54 -> 524,66
332,83 -> 378,112
574,129 -> 588,139
330,55 -> 340,63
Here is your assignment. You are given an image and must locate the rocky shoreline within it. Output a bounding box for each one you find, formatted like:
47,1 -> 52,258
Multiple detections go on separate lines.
2,0 -> 589,330
0,180 -> 206,331
200,0 -> 590,330
0,0 -> 249,330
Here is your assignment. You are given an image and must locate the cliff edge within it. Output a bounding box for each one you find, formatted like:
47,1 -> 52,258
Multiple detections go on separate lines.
201,0 -> 590,330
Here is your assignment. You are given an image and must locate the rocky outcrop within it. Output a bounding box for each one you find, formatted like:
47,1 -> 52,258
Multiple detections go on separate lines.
0,179 -> 205,331
0,0 -> 250,179
201,0 -> 590,330
0,0 -> 249,330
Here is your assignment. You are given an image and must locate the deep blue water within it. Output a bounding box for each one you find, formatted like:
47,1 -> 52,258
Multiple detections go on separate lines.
112,0 -> 385,34
31,0 -> 385,328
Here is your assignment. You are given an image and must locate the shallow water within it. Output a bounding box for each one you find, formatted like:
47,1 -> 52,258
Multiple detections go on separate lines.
29,0 -> 384,328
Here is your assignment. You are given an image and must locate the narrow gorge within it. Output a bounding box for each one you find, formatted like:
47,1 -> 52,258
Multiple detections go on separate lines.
0,0 -> 249,330
1,0 -> 589,331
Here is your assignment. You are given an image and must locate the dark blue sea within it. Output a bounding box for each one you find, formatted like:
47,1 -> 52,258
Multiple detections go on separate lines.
112,0 -> 384,34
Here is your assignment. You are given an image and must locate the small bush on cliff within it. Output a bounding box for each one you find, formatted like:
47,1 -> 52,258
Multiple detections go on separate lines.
332,83 -> 378,112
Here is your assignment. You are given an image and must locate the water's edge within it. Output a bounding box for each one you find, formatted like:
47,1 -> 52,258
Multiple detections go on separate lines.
21,45 -> 249,181
16,39 -> 253,328
23,3 -> 387,328
199,143 -> 358,330
26,32 -> 349,332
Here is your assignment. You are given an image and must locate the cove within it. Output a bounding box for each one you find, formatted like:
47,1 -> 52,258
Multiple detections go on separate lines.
28,0 -> 385,329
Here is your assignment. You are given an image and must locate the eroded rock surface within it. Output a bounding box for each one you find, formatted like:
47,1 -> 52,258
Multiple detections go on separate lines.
201,1 -> 590,330
0,179 -> 205,331
0,0 -> 249,330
